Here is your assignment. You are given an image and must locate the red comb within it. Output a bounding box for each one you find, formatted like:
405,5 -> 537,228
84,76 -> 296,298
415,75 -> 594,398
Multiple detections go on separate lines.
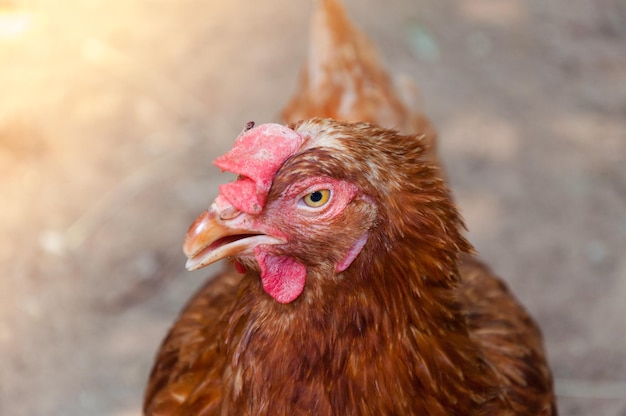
214,123 -> 305,214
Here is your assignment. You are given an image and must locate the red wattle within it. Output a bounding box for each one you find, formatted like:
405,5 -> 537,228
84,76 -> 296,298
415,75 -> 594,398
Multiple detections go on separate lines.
255,249 -> 306,304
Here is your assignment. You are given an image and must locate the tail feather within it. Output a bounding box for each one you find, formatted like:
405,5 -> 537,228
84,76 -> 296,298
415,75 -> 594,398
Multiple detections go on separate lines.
282,0 -> 439,166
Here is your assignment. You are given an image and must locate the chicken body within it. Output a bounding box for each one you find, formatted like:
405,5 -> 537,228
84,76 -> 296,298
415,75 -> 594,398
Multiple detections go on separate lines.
144,119 -> 555,415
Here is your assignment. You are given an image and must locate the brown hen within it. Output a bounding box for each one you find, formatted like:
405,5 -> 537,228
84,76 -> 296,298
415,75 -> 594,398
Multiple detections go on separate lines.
144,1 -> 556,415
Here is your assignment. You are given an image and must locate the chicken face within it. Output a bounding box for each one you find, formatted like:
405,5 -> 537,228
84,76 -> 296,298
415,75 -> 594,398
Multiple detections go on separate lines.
183,122 -> 375,304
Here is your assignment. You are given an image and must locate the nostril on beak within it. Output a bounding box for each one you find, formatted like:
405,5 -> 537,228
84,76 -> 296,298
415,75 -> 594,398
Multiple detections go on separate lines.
212,194 -> 244,221
219,206 -> 241,221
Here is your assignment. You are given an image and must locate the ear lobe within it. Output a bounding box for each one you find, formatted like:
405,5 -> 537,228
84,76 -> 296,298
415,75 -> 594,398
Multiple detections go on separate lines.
336,232 -> 369,273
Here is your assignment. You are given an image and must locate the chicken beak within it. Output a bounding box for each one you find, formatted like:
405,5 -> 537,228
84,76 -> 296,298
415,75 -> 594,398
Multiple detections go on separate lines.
183,201 -> 282,271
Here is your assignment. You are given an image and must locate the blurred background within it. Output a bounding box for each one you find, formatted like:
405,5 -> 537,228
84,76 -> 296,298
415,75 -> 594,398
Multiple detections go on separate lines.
1,0 -> 625,414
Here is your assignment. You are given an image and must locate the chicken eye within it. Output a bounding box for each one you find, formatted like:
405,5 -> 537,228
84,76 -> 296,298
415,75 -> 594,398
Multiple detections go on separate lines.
302,189 -> 331,208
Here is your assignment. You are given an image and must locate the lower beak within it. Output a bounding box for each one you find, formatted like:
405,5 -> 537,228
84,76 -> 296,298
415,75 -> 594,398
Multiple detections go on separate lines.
183,206 -> 282,271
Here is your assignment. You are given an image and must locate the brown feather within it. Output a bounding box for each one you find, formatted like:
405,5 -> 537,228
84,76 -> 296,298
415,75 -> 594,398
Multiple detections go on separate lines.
282,0 -> 440,169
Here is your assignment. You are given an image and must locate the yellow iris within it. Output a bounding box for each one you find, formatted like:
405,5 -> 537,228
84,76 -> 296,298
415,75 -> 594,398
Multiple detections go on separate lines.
303,189 -> 331,208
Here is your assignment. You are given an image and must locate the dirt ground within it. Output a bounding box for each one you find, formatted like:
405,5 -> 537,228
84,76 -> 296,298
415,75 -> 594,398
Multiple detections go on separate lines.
1,0 -> 625,415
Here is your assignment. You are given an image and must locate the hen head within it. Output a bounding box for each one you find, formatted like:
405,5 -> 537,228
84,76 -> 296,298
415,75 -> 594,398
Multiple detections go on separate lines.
184,118 -> 465,304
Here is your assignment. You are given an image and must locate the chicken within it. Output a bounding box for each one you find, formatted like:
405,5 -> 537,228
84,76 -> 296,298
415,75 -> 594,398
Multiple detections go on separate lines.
144,1 -> 556,415
144,119 -> 555,415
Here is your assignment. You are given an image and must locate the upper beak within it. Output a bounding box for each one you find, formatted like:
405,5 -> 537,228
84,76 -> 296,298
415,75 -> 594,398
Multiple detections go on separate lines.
183,201 -> 282,271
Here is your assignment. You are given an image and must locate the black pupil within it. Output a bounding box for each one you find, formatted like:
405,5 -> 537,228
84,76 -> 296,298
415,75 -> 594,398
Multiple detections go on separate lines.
310,191 -> 323,203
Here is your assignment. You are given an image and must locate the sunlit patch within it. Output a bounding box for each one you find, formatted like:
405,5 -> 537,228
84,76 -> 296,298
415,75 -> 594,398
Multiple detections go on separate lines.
0,6 -> 33,39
